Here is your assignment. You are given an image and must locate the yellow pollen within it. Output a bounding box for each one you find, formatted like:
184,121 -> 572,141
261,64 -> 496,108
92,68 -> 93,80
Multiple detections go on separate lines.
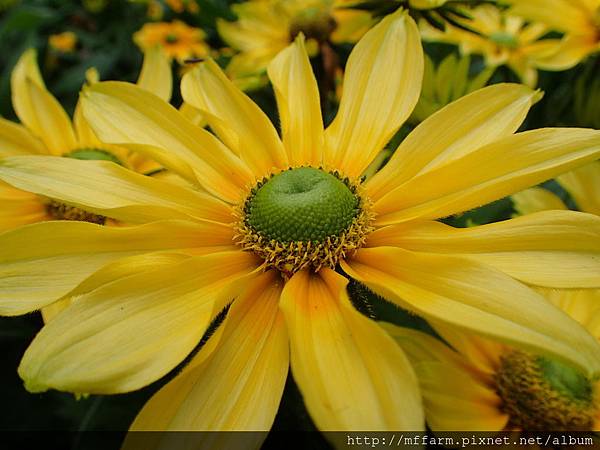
45,200 -> 106,225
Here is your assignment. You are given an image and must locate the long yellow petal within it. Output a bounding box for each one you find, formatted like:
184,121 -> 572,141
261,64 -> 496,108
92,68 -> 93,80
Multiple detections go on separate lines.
367,84 -> 540,201
267,35 -> 324,167
136,47 -> 172,102
0,117 -> 47,157
181,59 -> 288,179
125,271 -> 287,439
557,161 -> 600,215
18,251 -> 259,394
383,325 -> 508,431
280,268 -> 423,431
539,288 -> 600,339
512,187 -> 567,215
21,79 -> 77,155
374,128 -> 600,224
0,155 -> 232,224
81,81 -> 253,202
342,247 -> 600,376
324,9 -> 423,178
366,211 -> 600,288
0,219 -> 236,315
40,252 -> 191,323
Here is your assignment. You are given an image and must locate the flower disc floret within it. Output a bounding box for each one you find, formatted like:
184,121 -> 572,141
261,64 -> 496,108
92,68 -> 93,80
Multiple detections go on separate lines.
496,350 -> 598,430
235,167 -> 374,274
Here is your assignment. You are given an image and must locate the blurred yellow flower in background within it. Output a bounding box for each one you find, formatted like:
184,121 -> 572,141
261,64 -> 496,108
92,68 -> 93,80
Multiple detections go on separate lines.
217,0 -> 374,88
505,0 -> 600,69
420,4 -> 565,86
48,31 -> 77,53
166,0 -> 199,14
134,20 -> 209,62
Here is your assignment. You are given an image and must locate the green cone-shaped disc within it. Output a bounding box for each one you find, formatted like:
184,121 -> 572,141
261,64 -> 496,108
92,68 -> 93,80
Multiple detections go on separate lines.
246,167 -> 358,243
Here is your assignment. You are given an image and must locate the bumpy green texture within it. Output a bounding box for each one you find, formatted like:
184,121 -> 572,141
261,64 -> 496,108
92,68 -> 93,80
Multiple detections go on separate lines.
537,356 -> 593,403
65,148 -> 123,165
246,167 -> 359,243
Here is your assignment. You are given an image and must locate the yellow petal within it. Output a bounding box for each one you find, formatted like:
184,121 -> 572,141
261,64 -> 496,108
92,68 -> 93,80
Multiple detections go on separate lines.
383,325 -> 508,431
280,268 -> 424,431
181,59 -> 288,179
367,84 -> 541,201
40,253 -> 190,323
0,117 -> 47,157
539,288 -> 600,339
0,155 -> 232,224
18,79 -> 77,155
557,161 -> 600,215
81,81 -> 252,202
325,9 -> 423,178
342,247 -> 600,376
136,47 -> 172,102
512,187 -> 567,215
367,211 -> 600,288
19,251 -> 260,394
267,35 -> 324,167
0,180 -> 47,232
0,219 -> 236,315
125,271 -> 287,438
374,128 -> 600,224
507,0 -> 592,34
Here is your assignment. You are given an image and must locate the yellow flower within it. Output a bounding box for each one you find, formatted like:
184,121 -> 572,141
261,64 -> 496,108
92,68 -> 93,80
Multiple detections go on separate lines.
506,0 -> 600,69
386,289 -> 600,431
165,0 -> 199,14
217,0 -> 375,86
389,163 -> 600,433
48,31 -> 77,53
420,4 -> 566,86
410,52 -> 496,123
1,9 -> 600,438
133,20 -> 209,62
0,48 -> 173,321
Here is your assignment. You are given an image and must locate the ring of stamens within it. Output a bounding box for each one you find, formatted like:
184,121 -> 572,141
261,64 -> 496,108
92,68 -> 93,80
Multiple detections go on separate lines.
234,167 -> 374,275
495,350 -> 598,430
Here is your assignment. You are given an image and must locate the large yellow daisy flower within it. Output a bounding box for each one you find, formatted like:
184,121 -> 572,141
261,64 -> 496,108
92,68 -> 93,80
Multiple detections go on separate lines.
387,291 -> 600,431
0,47 -> 172,233
506,0 -> 600,70
1,9 -> 600,437
217,0 -> 375,88
420,4 -> 566,87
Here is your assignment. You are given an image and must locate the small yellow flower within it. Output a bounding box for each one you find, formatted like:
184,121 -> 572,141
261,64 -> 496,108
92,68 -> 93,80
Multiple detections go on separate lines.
48,31 -> 77,53
420,4 -> 565,86
505,0 -> 600,69
217,0 -> 375,86
133,20 -> 209,62
146,0 -> 164,20
165,0 -> 199,14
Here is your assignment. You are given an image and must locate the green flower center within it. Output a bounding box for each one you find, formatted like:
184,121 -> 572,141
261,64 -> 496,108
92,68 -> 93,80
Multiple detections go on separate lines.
496,350 -> 597,430
289,7 -> 336,43
65,148 -> 123,165
246,167 -> 358,242
235,167 -> 373,274
489,31 -> 519,49
166,33 -> 179,44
